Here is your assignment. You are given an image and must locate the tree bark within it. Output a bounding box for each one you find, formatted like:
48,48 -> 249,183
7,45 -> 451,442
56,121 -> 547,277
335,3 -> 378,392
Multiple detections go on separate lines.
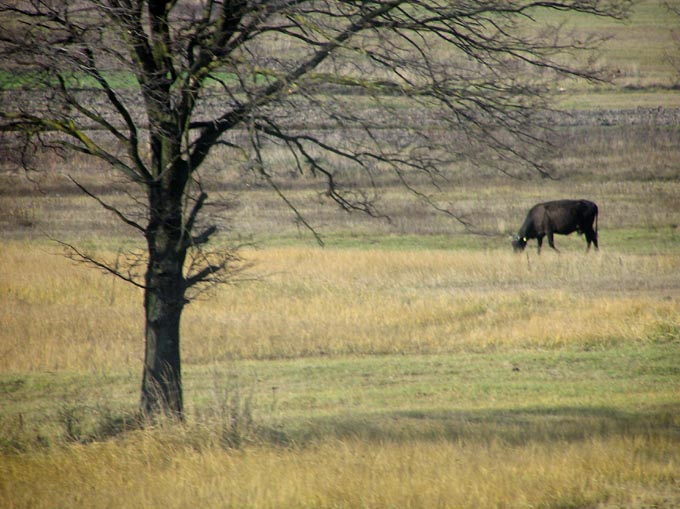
140,242 -> 185,418
140,132 -> 189,418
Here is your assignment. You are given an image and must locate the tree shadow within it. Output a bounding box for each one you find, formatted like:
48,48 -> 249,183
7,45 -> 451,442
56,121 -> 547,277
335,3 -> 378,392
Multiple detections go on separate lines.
273,403 -> 680,446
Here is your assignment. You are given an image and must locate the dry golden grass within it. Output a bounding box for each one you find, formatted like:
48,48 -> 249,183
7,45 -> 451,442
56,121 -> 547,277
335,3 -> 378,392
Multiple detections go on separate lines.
2,241 -> 679,372
188,247 -> 680,360
0,242 -> 142,373
2,430 -> 678,509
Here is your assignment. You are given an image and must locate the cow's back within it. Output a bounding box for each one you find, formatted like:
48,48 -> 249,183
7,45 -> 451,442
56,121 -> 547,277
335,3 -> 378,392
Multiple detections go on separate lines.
543,199 -> 597,233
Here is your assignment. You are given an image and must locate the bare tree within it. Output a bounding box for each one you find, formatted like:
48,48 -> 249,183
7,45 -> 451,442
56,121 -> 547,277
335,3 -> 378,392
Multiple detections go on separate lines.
0,0 -> 629,418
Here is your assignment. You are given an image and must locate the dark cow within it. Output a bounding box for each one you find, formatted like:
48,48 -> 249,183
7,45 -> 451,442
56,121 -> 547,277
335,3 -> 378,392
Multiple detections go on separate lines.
512,199 -> 598,253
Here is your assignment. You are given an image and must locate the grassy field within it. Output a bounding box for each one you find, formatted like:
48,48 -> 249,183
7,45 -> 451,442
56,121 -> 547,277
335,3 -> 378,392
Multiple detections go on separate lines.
1,242 -> 680,508
1,237 -> 680,507
2,1 -> 680,508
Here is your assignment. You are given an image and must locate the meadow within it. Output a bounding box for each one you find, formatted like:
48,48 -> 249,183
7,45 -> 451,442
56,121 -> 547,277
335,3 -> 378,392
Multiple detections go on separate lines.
2,240 -> 680,508
2,1 -> 680,508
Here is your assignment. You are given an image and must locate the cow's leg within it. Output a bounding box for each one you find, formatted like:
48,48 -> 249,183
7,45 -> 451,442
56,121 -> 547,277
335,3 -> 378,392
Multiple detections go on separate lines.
536,235 -> 543,254
547,230 -> 559,252
585,228 -> 599,251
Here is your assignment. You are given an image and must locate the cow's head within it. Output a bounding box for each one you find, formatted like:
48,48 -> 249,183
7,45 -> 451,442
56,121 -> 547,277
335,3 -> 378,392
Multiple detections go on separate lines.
512,235 -> 527,252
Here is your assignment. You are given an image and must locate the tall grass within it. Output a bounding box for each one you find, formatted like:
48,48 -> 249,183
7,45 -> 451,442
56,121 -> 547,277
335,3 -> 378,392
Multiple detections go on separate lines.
2,242 -> 679,373
188,247 -> 680,360
2,428 -> 678,508
0,242 -> 141,373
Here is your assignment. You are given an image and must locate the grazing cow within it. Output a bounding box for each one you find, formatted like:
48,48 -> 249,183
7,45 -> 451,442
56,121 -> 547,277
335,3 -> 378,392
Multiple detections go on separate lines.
512,199 -> 598,253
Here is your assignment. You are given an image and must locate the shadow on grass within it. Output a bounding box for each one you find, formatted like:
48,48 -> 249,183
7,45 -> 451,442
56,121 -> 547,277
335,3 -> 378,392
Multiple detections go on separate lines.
3,401 -> 678,452
275,404 -> 680,446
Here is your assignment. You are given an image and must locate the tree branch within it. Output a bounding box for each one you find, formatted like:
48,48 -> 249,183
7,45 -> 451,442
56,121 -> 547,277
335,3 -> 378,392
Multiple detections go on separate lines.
50,236 -> 147,290
68,176 -> 146,233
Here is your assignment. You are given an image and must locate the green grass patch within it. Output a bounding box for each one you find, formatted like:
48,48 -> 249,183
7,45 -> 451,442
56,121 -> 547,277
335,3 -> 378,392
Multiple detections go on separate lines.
2,342 -> 679,449
601,227 -> 680,254
235,227 -> 680,254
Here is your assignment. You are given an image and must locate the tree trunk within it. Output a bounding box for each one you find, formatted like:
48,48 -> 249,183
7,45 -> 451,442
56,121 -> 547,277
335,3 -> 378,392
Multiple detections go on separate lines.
140,146 -> 189,418
140,249 -> 185,418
